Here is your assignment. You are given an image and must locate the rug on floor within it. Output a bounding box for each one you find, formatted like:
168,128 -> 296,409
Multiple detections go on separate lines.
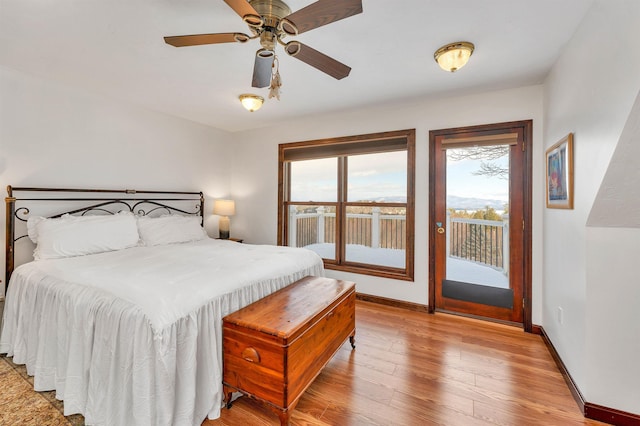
0,355 -> 85,426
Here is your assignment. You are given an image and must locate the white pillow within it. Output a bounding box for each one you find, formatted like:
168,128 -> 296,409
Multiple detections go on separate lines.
33,212 -> 140,260
27,216 -> 45,243
137,215 -> 207,246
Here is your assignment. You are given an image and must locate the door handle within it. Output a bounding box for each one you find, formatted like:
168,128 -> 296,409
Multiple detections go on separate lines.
437,227 -> 445,234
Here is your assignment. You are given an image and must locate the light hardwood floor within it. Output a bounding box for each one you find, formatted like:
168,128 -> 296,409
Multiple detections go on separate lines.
206,300 -> 605,426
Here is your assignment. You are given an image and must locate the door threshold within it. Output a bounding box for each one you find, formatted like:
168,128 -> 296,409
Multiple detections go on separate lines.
435,308 -> 524,329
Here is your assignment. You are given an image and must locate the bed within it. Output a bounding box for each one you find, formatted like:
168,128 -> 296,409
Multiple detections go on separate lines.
0,186 -> 324,426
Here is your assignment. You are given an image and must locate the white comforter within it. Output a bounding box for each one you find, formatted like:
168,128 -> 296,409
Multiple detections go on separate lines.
0,239 -> 324,426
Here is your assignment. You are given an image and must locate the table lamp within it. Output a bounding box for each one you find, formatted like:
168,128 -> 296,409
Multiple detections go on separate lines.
213,199 -> 235,239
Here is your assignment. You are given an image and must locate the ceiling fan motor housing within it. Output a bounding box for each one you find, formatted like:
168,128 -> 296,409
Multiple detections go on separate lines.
248,0 -> 295,51
250,0 -> 291,21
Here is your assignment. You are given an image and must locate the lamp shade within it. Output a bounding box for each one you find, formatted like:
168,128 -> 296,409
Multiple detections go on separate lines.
213,199 -> 235,216
434,42 -> 475,72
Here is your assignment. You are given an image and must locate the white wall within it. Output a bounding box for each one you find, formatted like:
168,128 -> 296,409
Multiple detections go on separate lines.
543,0 -> 640,414
585,227 -> 640,412
0,66 -> 234,297
231,85 -> 544,321
584,89 -> 640,413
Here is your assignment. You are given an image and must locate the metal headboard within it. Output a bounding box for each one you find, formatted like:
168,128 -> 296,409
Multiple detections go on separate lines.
5,186 -> 204,293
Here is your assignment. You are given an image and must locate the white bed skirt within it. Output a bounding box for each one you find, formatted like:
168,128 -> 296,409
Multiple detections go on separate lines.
0,240 -> 324,425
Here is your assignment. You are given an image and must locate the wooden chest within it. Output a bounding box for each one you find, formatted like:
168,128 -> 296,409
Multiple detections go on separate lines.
222,276 -> 356,425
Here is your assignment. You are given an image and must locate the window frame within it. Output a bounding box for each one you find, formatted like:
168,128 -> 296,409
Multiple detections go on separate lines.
278,129 -> 415,281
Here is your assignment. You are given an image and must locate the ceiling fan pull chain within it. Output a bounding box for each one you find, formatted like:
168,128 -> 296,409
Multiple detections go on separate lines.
269,55 -> 282,100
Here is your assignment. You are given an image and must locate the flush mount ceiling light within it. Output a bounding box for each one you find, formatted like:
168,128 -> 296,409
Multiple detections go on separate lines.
239,94 -> 264,112
434,41 -> 475,72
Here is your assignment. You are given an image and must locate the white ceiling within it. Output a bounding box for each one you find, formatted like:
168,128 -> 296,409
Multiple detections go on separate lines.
0,0 -> 594,133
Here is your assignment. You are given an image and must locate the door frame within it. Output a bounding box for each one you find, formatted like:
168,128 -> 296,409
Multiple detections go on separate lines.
428,120 -> 533,332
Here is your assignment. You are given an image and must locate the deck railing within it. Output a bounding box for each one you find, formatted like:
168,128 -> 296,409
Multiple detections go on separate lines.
289,207 -> 406,250
447,213 -> 509,272
289,207 -> 508,272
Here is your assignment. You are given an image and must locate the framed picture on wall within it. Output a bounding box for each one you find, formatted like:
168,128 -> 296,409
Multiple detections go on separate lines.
546,133 -> 574,209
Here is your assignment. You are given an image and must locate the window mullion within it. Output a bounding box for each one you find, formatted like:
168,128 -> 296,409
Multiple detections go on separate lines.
283,162 -> 291,202
336,156 -> 347,264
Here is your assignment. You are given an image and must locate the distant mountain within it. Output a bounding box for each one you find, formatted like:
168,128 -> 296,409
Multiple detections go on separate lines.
447,195 -> 507,211
357,195 -> 506,211
359,196 -> 407,203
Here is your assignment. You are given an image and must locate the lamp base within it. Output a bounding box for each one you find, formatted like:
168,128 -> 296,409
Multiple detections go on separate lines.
219,216 -> 230,239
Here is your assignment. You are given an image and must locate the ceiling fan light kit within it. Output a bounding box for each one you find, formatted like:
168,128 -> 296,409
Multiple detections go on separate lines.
239,94 -> 264,112
434,41 -> 475,72
164,0 -> 363,99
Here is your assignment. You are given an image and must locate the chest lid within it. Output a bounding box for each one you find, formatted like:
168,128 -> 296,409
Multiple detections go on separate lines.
223,276 -> 355,341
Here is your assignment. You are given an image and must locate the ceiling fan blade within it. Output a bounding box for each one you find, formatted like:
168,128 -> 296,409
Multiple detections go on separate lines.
223,0 -> 260,19
164,33 -> 248,47
252,53 -> 274,88
284,0 -> 362,35
285,42 -> 351,80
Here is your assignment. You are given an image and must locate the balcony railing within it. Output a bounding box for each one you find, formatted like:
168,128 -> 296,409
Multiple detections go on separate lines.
447,213 -> 509,273
289,207 -> 508,272
289,207 -> 406,250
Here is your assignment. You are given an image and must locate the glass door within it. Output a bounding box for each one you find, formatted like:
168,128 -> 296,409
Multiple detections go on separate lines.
430,124 -> 530,324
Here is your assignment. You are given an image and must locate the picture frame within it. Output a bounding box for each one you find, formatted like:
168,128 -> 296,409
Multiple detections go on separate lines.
546,133 -> 574,209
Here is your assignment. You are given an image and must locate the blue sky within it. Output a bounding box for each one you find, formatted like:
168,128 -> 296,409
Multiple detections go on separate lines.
447,154 -> 509,202
290,151 -> 407,202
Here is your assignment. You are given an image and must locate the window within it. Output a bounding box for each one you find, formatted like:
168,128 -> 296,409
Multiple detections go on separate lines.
278,129 -> 415,280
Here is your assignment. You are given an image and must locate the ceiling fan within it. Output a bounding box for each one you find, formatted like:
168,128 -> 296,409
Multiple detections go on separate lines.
164,0 -> 363,90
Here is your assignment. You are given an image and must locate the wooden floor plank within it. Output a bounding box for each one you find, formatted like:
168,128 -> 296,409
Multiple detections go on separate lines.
204,300 -> 606,426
